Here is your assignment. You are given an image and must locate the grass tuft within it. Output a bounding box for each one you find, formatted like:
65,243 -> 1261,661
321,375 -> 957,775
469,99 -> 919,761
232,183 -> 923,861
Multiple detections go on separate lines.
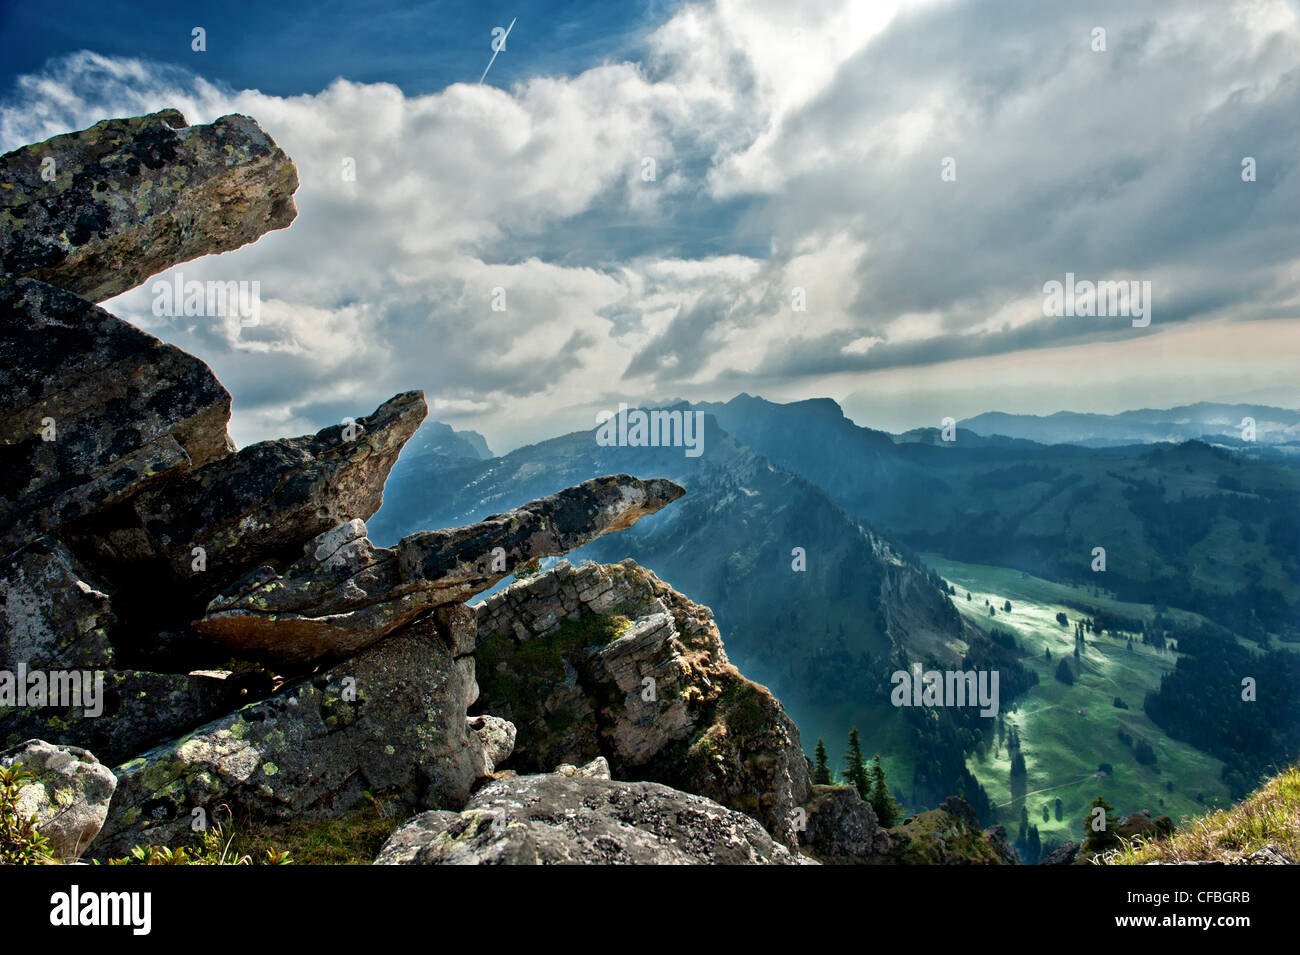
1109,764 -> 1300,864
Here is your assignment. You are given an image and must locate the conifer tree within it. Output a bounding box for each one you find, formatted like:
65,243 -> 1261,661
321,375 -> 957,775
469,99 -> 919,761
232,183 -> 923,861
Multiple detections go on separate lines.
868,754 -> 901,827
1082,795 -> 1119,854
813,738 -> 832,785
843,728 -> 869,799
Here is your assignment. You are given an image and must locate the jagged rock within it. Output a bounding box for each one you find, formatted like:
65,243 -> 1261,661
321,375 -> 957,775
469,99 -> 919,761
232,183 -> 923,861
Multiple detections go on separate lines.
1041,840 -> 1081,865
881,797 -> 1018,864
195,476 -> 684,668
374,774 -> 815,865
1,667 -> 270,765
799,784 -> 890,863
473,559 -> 811,847
553,756 -> 611,779
0,109 -> 297,303
67,391 -> 426,654
1,739 -> 117,861
1242,844 -> 1296,865
940,794 -> 979,827
0,278 -> 232,553
984,824 -> 1020,866
468,715 -> 515,776
0,536 -> 114,670
92,605 -> 485,859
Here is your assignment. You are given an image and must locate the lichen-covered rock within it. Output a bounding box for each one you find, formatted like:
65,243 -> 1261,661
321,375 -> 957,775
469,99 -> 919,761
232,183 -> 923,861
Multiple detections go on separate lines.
374,773 -> 815,865
0,536 -> 114,670
554,756 -> 611,780
468,715 -> 515,776
473,559 -> 811,847
91,605 -> 485,859
195,476 -> 684,668
0,278 -> 232,553
799,784 -> 891,863
1,739 -> 117,861
0,109 -> 298,303
67,391 -> 426,657
0,667 -> 269,766
1242,844 -> 1296,865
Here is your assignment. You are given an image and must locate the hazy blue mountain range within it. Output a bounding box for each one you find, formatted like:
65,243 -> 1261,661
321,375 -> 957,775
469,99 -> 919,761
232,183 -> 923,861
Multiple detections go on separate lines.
685,394 -> 1300,640
957,403 -> 1300,448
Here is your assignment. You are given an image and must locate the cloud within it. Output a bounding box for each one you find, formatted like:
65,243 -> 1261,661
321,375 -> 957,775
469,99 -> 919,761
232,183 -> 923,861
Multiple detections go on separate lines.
2,0 -> 1297,450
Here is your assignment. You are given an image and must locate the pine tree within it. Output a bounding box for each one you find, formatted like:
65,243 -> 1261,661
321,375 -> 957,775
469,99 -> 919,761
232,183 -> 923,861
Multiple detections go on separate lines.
1082,795 -> 1119,854
813,738 -> 832,785
868,754 -> 901,827
843,728 -> 869,799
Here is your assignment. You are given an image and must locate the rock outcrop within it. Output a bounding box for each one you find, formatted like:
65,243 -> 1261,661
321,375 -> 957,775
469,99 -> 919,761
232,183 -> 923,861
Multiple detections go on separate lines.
0,278 -> 233,553
0,109 -> 297,302
67,391 -> 428,656
195,477 -> 684,667
878,796 -> 1020,865
374,773 -> 815,865
91,607 -> 486,858
799,784 -> 891,863
1040,840 -> 1081,865
0,536 -> 115,670
473,558 -> 811,847
1,739 -> 117,861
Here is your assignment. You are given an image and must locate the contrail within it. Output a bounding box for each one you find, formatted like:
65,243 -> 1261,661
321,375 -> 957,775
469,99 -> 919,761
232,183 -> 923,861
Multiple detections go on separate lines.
479,17 -> 517,84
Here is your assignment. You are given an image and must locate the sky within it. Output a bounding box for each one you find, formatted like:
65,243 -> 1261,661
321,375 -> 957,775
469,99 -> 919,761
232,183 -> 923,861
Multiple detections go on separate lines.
2,0 -> 1298,452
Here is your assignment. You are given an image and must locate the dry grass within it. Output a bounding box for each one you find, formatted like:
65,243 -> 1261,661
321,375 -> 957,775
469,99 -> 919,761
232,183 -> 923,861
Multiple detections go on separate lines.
1108,764 -> 1300,865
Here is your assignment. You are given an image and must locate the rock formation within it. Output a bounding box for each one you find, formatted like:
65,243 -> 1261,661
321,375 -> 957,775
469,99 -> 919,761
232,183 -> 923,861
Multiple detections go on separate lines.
91,608 -> 486,859
1,739 -> 117,861
473,558 -> 811,847
0,278 -> 234,554
0,108 -> 1014,866
375,772 -> 814,865
0,109 -> 297,303
799,784 -> 892,863
195,476 -> 684,667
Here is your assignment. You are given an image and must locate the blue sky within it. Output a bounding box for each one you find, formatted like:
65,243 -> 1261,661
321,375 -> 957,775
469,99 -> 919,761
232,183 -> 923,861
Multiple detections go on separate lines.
0,1 -> 673,96
2,1 -> 1298,452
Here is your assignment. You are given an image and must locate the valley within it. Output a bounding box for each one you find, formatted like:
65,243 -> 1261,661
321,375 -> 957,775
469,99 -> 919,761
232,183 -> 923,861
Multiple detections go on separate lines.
925,554 -> 1235,850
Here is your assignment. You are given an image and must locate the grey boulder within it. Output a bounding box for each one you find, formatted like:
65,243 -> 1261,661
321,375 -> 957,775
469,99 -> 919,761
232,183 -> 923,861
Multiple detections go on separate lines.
1,739 -> 117,861
375,773 -> 816,865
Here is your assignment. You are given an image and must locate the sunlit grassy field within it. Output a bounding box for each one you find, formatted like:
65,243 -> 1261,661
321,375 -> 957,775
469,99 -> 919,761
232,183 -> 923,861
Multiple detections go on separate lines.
924,554 -> 1236,850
